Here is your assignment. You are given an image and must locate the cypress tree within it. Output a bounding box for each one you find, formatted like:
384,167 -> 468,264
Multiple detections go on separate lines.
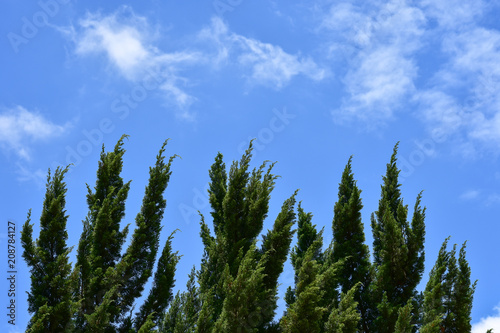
71,135 -> 178,332
117,139 -> 178,330
371,143 -> 426,332
281,236 -> 332,333
162,266 -> 201,333
422,238 -> 450,330
196,142 -> 298,331
213,244 -> 268,332
21,166 -> 77,333
394,301 -> 414,333
285,204 -> 323,309
134,232 -> 181,331
162,293 -> 183,333
453,241 -> 476,332
258,191 -> 299,329
75,135 -> 132,332
324,284 -> 361,333
422,238 -> 476,333
330,156 -> 372,332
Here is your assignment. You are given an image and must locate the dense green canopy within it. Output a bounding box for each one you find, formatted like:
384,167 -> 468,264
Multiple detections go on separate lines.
22,138 -> 480,333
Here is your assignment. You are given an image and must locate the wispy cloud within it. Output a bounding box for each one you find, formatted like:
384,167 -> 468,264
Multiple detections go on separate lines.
0,106 -> 69,160
319,0 -> 426,128
200,17 -> 327,89
459,189 -> 500,206
472,304 -> 500,333
460,189 -> 481,201
317,0 -> 500,152
415,23 -> 500,155
420,0 -> 486,29
75,11 -> 150,79
486,193 -> 500,206
69,6 -> 202,117
415,90 -> 465,137
15,163 -> 46,187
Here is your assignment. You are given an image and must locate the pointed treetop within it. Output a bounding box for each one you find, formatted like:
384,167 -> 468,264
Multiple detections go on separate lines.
382,142 -> 402,215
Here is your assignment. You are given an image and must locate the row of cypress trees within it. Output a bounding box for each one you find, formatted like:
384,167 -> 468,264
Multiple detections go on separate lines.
21,136 -> 478,332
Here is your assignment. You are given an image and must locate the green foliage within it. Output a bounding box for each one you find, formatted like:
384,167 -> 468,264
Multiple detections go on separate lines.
330,156 -> 373,332
24,136 -> 178,333
162,267 -> 201,333
286,203 -> 324,308
21,166 -> 77,333
325,284 -> 361,333
21,140 -> 479,333
214,244 -> 268,332
394,300 -> 413,333
371,143 -> 426,332
422,238 -> 477,333
281,237 -> 332,333
134,232 -> 181,330
196,142 -> 298,331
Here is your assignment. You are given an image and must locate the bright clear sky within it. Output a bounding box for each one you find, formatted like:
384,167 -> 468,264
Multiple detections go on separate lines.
1,0 -> 500,332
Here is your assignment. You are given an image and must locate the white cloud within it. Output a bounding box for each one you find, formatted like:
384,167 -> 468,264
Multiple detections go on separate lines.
415,90 -> 464,136
71,6 -> 202,115
334,46 -> 417,126
16,163 -> 46,187
416,25 -> 500,154
445,28 -> 500,145
0,106 -> 69,160
472,304 -> 500,333
320,0 -> 426,127
460,189 -> 480,201
76,13 -> 149,79
486,193 -> 500,206
200,17 -> 327,89
421,0 -> 486,29
197,17 -> 231,66
235,35 -> 326,89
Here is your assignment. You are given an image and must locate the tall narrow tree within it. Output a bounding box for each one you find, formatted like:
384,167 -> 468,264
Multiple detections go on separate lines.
330,156 -> 373,332
285,204 -> 323,309
371,143 -> 426,332
72,135 -> 178,332
21,166 -> 77,333
196,142 -> 298,331
422,238 -> 477,333
324,284 -> 361,333
213,243 -> 268,332
133,231 -> 181,331
162,266 -> 202,332
281,236 -> 332,333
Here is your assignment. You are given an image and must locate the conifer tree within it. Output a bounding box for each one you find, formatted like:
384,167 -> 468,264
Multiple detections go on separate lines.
75,136 -> 132,331
330,156 -> 373,332
162,293 -> 183,333
324,284 -> 361,333
285,204 -> 323,308
394,301 -> 413,333
281,236 -> 332,333
196,142 -> 298,331
133,232 -> 181,331
162,267 -> 201,333
117,141 -> 179,325
422,238 -> 477,333
258,191 -> 300,329
70,135 -> 177,332
213,244 -> 268,332
21,166 -> 77,333
422,238 -> 450,331
371,143 -> 426,332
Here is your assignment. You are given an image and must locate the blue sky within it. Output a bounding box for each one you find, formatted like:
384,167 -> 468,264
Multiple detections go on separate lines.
1,0 -> 500,331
